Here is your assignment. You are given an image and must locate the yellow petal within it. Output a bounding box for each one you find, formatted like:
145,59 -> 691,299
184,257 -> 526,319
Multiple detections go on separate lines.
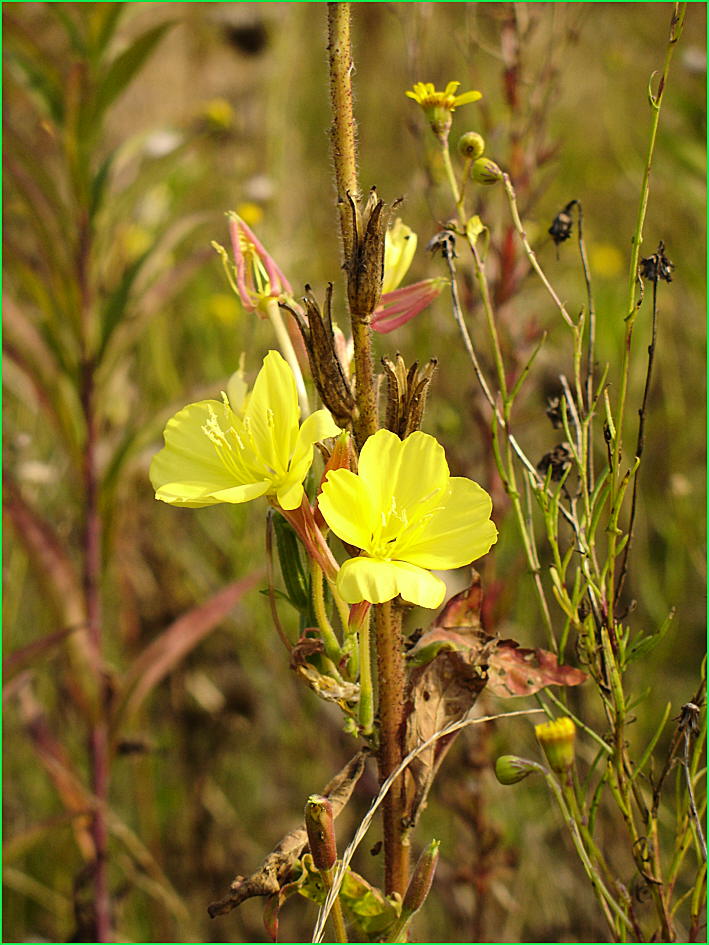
358,430 -> 448,520
276,478 -> 304,511
397,476 -> 498,568
453,90 -> 483,107
383,219 -> 418,294
150,400 -> 240,497
211,482 -> 272,504
336,557 -> 446,608
245,351 -> 299,473
318,468 -> 375,550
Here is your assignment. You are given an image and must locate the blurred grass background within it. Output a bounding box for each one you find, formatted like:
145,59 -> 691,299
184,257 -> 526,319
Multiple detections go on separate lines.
3,3 -> 706,942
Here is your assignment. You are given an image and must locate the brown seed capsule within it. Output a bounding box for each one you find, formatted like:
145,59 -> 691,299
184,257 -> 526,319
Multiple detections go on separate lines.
304,794 -> 337,871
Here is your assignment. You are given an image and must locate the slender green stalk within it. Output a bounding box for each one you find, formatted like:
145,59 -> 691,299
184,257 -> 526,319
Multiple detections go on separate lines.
356,611 -> 374,735
320,866 -> 349,943
311,560 -> 342,664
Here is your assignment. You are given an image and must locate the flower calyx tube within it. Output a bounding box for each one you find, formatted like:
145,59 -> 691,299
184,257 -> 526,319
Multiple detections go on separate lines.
381,354 -> 438,438
319,429 -> 498,609
372,278 -> 447,335
283,284 -> 356,429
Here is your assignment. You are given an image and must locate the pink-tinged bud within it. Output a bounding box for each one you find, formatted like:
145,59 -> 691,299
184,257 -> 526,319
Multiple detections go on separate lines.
314,432 -> 356,530
401,839 -> 440,918
371,278 -> 447,334
348,600 -> 371,636
304,794 -> 337,871
227,212 -> 292,316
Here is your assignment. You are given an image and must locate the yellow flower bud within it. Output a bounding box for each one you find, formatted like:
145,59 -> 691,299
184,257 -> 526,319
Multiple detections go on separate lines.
535,717 -> 576,773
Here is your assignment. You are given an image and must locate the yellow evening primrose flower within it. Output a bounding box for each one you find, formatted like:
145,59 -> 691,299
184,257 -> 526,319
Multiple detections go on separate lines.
318,429 -> 497,608
150,350 -> 340,511
382,219 -> 418,295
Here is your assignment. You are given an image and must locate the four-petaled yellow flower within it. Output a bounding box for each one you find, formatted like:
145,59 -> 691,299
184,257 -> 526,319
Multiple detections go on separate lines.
406,81 -> 482,140
318,429 -> 497,608
150,350 -> 340,511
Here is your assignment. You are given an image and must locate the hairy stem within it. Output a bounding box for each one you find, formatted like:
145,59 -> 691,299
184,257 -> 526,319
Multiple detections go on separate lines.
374,600 -> 409,895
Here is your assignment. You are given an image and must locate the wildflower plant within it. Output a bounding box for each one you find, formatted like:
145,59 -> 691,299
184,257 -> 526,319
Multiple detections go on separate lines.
5,5 -> 703,943
149,4 -> 703,942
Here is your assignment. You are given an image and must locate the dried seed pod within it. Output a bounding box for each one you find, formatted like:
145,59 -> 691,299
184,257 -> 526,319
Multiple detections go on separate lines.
304,794 -> 337,871
281,285 -> 356,429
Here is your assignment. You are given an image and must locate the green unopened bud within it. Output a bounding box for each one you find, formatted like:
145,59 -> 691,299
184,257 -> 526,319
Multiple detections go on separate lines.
494,754 -> 541,785
535,717 -> 576,773
401,839 -> 440,918
457,131 -> 485,160
471,157 -> 503,185
304,794 -> 337,871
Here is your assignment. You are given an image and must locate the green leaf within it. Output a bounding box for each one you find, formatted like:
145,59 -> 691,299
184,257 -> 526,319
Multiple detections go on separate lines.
89,3 -> 126,57
273,514 -> 311,613
6,48 -> 64,124
89,150 -> 117,221
47,5 -> 88,56
93,21 -> 173,121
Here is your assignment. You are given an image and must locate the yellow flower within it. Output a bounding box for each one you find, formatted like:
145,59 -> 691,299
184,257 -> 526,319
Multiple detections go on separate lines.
150,351 -> 340,511
382,219 -> 418,294
318,430 -> 497,608
406,81 -> 482,139
406,80 -> 483,111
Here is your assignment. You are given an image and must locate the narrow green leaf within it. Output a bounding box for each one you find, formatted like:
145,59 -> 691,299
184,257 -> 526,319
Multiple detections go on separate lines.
93,22 -> 173,120
631,701 -> 672,782
89,3 -> 126,57
47,4 -> 88,55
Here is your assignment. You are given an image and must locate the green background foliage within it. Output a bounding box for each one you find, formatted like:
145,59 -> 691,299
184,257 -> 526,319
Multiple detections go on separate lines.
4,3 -> 706,942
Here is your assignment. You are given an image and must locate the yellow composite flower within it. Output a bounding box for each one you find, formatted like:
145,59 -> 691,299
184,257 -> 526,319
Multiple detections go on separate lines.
150,350 -> 340,511
318,429 -> 497,608
405,80 -> 482,112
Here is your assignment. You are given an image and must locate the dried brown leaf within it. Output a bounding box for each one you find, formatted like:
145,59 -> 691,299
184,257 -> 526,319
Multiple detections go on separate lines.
207,750 -> 370,919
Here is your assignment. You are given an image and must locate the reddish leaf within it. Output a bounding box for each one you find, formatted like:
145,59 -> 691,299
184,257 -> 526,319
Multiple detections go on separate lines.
3,625 -> 77,686
208,751 -> 368,919
3,473 -> 85,629
485,641 -> 587,697
117,572 -> 262,724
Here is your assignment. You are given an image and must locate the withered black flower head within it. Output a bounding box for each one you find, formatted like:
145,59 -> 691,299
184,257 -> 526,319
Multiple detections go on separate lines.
548,200 -> 577,246
426,227 -> 458,260
537,442 -> 573,481
382,354 -> 438,438
344,187 -> 401,321
639,241 -> 674,283
545,395 -> 569,430
280,285 -> 356,429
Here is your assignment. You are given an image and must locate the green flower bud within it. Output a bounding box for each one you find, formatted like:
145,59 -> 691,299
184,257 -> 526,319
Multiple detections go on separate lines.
535,717 -> 576,773
304,794 -> 337,871
494,754 -> 541,785
472,157 -> 503,185
401,839 -> 440,918
457,131 -> 485,160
